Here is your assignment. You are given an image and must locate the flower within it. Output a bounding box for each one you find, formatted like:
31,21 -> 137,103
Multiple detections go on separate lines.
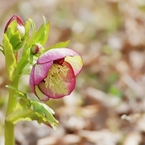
30,48 -> 83,101
4,15 -> 25,37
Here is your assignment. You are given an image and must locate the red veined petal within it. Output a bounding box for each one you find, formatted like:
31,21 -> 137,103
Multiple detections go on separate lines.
65,55 -> 83,76
33,61 -> 53,85
37,61 -> 76,100
29,65 -> 37,96
37,48 -> 79,64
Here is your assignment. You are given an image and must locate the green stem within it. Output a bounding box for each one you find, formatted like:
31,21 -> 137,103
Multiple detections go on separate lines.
4,76 -> 19,145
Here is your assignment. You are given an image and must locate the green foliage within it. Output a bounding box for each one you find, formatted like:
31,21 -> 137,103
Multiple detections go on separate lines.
21,17 -> 50,66
33,16 -> 50,46
5,20 -> 25,51
23,17 -> 49,54
2,15 -> 73,133
6,86 -> 58,129
24,19 -> 32,37
31,101 -> 58,129
3,34 -> 17,81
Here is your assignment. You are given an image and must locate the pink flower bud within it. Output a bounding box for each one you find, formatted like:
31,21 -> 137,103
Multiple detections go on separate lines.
31,43 -> 44,55
4,15 -> 25,36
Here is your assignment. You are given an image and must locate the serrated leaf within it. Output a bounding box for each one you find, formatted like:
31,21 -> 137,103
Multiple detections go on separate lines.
44,40 -> 70,53
19,98 -> 31,109
6,100 -> 58,129
34,21 -> 50,46
6,85 -> 27,100
31,101 -> 58,129
6,105 -> 33,124
3,34 -> 17,81
6,85 -> 30,106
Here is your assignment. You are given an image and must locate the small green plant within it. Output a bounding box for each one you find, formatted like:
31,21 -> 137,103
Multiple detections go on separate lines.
1,15 -> 83,145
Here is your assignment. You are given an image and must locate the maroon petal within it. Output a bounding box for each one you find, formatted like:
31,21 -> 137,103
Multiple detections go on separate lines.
29,61 -> 53,97
33,61 -> 53,85
4,15 -> 24,33
38,48 -> 79,64
29,65 -> 37,96
37,61 -> 76,100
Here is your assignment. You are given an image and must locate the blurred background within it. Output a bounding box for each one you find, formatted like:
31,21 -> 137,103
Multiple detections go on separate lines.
1,0 -> 145,145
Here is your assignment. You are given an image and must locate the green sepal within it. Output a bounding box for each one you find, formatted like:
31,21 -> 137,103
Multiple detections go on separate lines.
22,17 -> 49,58
24,19 -> 32,37
44,40 -> 70,53
5,20 -> 24,51
22,18 -> 36,56
33,17 -> 50,46
3,34 -> 17,81
16,50 -> 29,75
9,31 -> 22,51
28,18 -> 37,34
6,19 -> 17,38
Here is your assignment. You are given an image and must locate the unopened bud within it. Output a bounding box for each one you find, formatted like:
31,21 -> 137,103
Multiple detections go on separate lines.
4,15 -> 25,37
31,43 -> 44,55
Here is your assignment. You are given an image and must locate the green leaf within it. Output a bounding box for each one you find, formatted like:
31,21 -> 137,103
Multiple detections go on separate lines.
22,17 -> 50,58
5,85 -> 18,91
22,18 -> 37,56
9,31 -> 22,49
44,40 -> 70,53
24,19 -> 31,37
6,100 -> 58,129
5,20 -> 24,51
28,18 -> 37,34
3,34 -> 17,81
34,18 -> 50,45
16,48 -> 30,75
6,85 -> 31,107
31,101 -> 58,129
6,105 -> 33,123
5,86 -> 58,129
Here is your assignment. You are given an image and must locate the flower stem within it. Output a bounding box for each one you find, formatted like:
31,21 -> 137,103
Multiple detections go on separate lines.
4,76 -> 19,145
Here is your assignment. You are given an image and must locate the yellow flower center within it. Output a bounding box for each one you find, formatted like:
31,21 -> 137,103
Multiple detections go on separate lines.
44,63 -> 69,95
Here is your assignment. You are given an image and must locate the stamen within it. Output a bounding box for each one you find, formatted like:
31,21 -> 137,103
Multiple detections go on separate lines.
44,63 -> 69,95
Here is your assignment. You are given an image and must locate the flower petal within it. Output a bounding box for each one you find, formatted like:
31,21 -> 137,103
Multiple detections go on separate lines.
37,61 -> 76,100
65,55 -> 83,76
29,65 -> 37,95
29,62 -> 53,99
38,48 -> 79,64
33,61 -> 53,85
